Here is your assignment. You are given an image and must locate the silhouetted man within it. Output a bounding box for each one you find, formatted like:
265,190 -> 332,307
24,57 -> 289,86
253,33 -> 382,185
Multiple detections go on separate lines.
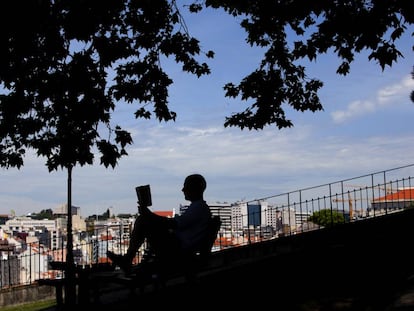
107,173 -> 212,273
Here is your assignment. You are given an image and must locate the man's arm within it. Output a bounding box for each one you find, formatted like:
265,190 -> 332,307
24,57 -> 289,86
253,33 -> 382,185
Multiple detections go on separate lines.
138,204 -> 151,216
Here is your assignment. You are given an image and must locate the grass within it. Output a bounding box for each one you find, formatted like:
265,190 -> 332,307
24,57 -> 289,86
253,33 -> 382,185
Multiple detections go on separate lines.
2,299 -> 56,311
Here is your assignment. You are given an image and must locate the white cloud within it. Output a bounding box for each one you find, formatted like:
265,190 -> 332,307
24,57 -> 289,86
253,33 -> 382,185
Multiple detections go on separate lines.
2,112 -> 414,217
331,75 -> 414,123
331,99 -> 376,123
377,75 -> 414,104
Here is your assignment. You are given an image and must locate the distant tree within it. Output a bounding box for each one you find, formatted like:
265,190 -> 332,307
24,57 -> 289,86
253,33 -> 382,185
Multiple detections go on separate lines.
89,209 -> 115,221
85,218 -> 95,236
105,208 -> 113,219
30,208 -> 55,220
308,209 -> 345,227
86,215 -> 98,222
117,213 -> 135,219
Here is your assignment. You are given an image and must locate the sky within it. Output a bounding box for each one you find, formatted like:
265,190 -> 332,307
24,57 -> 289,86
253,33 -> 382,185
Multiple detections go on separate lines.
1,6 -> 414,218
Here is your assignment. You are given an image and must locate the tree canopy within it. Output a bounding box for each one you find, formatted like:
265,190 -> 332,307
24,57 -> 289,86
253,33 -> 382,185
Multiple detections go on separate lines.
29,208 -> 55,220
308,209 -> 346,227
0,0 -> 412,172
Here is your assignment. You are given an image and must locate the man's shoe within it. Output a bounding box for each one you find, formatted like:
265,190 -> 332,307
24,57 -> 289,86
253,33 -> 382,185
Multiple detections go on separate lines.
107,251 -> 131,275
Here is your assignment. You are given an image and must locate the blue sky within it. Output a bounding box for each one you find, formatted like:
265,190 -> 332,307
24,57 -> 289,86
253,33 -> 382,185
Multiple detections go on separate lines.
1,6 -> 414,217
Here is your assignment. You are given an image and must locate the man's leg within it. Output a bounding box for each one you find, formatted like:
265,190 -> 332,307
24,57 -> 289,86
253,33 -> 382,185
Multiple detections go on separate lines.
108,213 -> 175,272
125,216 -> 146,262
107,215 -> 147,273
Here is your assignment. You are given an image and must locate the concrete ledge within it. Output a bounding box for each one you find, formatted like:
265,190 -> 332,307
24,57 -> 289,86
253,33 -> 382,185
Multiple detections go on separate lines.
0,284 -> 55,308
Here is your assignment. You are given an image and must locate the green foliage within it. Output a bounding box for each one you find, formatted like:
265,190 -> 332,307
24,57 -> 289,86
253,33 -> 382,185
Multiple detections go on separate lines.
411,66 -> 414,103
207,0 -> 413,129
0,1 -> 412,171
117,213 -> 135,219
0,0 -> 212,171
87,213 -> 107,221
308,209 -> 345,227
29,209 -> 55,220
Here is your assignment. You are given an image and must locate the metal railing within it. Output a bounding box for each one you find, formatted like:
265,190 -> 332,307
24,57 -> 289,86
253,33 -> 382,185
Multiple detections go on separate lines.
1,163 -> 414,290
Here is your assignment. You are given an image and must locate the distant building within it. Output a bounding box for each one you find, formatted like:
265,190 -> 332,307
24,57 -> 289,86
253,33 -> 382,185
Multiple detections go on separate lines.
53,203 -> 81,217
154,210 -> 174,218
55,214 -> 86,232
3,217 -> 56,233
370,187 -> 414,211
248,203 -> 261,227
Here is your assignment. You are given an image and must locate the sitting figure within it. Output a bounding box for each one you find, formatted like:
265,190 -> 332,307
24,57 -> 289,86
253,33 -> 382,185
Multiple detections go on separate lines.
108,173 -> 215,277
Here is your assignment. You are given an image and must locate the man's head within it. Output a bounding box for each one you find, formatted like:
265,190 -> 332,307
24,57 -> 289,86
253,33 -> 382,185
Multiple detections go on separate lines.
182,174 -> 207,201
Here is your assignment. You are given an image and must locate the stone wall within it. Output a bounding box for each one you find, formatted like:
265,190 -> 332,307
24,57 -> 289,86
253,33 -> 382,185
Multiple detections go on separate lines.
0,283 -> 55,308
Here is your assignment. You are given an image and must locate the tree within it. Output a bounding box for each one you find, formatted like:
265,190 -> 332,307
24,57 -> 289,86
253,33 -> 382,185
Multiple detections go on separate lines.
30,208 -> 55,220
0,1 -> 412,303
411,66 -> 414,103
308,209 -> 345,227
201,0 -> 413,129
0,1 -> 412,171
0,1 -> 213,303
0,0 -> 214,170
